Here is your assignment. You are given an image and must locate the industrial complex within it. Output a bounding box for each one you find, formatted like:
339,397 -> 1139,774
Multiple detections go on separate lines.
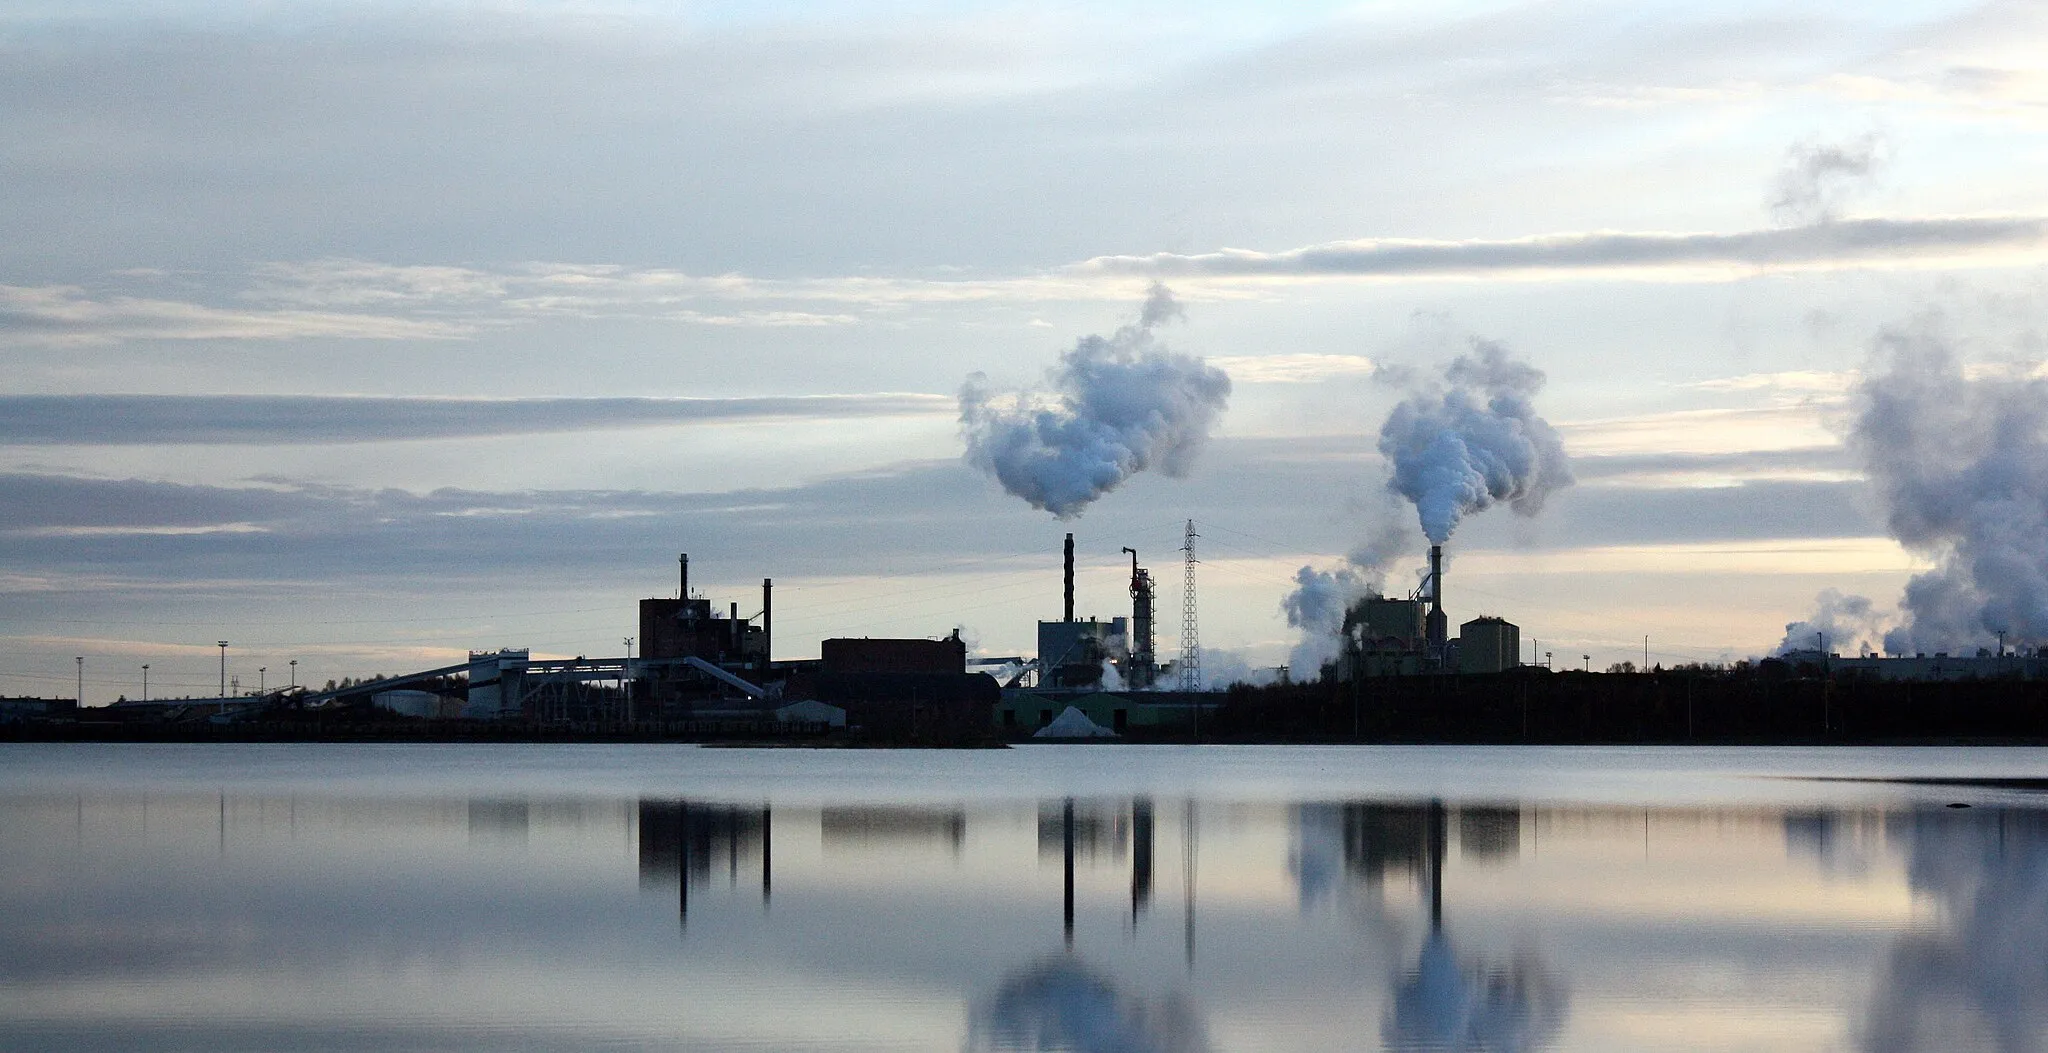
10,528 -> 2048,744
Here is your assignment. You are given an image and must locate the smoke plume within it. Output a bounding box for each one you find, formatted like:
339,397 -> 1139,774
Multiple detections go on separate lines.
1377,340 -> 1574,544
1770,134 -> 1888,226
1282,504 -> 1418,677
1776,588 -> 1891,657
960,284 -> 1232,518
1848,323 -> 2048,655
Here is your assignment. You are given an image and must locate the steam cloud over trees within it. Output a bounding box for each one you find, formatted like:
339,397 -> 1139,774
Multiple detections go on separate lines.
1852,324 -> 2048,655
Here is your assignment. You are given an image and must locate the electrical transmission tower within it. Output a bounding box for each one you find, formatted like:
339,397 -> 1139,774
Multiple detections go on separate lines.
1179,519 -> 1201,693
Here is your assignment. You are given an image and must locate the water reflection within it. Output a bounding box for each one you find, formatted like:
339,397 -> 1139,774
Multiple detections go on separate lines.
4,751 -> 2048,1053
1864,807 -> 2048,1052
1382,802 -> 1568,1052
969,958 -> 1211,1053
636,800 -> 770,920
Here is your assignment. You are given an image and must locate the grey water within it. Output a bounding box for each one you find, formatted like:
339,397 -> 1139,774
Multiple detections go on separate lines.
3,744 -> 2047,1052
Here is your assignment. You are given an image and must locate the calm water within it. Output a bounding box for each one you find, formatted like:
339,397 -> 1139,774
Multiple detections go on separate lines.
4,744 -> 2048,1053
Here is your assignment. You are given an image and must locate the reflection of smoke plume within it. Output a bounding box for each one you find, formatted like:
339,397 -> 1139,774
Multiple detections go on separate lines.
960,284 -> 1232,518
1849,325 -> 2048,654
1776,588 -> 1891,657
967,958 -> 1210,1053
1771,134 -> 1887,226
1385,932 -> 1569,1053
1861,807 -> 2048,1052
1378,340 -> 1573,545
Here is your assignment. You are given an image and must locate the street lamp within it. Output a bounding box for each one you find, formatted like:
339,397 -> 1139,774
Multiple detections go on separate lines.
217,641 -> 229,715
623,637 -> 635,725
142,664 -> 149,702
75,656 -> 83,707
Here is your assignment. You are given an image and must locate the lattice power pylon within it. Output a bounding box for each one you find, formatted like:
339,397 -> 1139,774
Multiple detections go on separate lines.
1179,519 -> 1201,693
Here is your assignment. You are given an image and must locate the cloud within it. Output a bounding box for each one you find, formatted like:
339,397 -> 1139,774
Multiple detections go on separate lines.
1205,354 -> 1377,383
1076,217 -> 2048,283
1770,134 -> 1889,225
0,394 -> 954,445
0,284 -> 470,345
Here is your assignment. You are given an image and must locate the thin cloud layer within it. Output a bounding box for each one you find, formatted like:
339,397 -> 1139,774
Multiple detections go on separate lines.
1078,217 -> 2048,282
0,394 -> 953,446
0,284 -> 470,345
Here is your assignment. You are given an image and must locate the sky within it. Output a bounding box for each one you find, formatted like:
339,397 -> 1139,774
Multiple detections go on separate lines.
5,0 -> 2048,702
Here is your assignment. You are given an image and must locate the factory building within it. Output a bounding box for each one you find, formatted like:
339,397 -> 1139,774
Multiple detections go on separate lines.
1457,617 -> 1520,675
1341,548 -> 1523,678
1033,532 -> 1137,690
639,554 -> 767,667
820,635 -> 966,675
1781,650 -> 2048,681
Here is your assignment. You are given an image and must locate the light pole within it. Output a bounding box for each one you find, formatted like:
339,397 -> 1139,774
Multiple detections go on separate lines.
623,637 -> 634,725
217,641 -> 229,714
142,664 -> 149,702
1545,651 -> 1553,671
75,656 -> 83,707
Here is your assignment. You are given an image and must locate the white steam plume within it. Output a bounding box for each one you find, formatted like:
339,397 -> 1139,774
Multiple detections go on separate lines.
1847,322 -> 2048,655
960,284 -> 1232,518
1377,340 -> 1574,545
1282,500 -> 1418,677
1776,588 -> 1891,657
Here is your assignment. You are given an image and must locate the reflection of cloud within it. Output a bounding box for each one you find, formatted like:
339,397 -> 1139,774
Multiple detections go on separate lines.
1862,808 -> 2048,1052
1384,931 -> 1568,1053
967,958 -> 1209,1053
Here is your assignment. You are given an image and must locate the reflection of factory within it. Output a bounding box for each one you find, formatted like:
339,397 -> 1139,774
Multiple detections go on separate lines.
1342,544 -> 1521,677
637,800 -> 771,919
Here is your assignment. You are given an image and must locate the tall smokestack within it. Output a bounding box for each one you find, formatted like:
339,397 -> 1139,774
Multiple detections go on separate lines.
1064,533 -> 1075,623
762,578 -> 772,666
1426,545 -> 1448,659
680,553 -> 689,599
1430,545 -> 1443,614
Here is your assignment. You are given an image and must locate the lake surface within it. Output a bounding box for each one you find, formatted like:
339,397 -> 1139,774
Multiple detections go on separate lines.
3,743 -> 2047,1052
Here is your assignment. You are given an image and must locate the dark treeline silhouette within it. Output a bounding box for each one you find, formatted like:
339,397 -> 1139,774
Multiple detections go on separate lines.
1206,666 -> 2048,743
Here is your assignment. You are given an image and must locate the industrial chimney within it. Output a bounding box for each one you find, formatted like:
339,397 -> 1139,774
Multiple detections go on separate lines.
1426,544 -> 1448,660
679,553 -> 689,599
762,577 -> 773,667
1064,533 -> 1075,623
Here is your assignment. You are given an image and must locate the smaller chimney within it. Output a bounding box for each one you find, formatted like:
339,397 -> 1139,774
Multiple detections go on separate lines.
680,553 -> 689,599
762,577 -> 773,665
1064,533 -> 1075,623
